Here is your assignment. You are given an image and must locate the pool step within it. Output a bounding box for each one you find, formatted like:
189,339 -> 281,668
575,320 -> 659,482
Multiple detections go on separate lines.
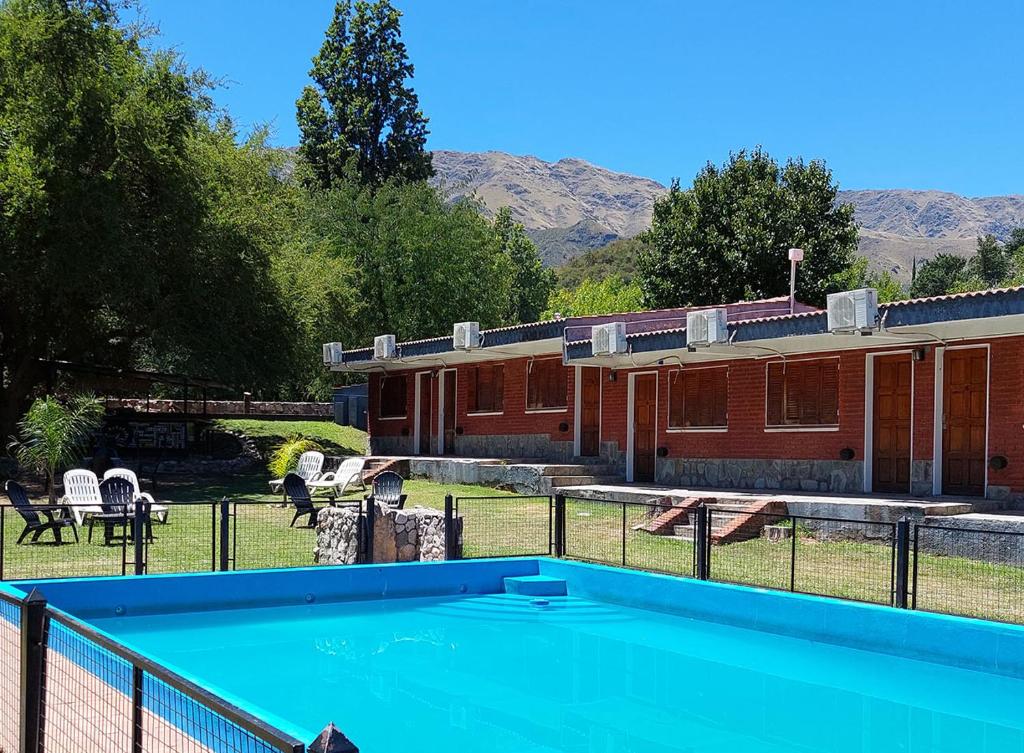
503,575 -> 568,597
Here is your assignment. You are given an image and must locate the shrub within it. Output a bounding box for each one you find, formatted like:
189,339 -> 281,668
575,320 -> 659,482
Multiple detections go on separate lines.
268,436 -> 323,478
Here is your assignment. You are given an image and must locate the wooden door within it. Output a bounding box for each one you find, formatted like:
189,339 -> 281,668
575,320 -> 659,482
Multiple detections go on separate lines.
442,370 -> 457,455
580,368 -> 601,457
872,355 -> 912,493
943,348 -> 987,496
417,373 -> 432,455
632,373 -> 657,482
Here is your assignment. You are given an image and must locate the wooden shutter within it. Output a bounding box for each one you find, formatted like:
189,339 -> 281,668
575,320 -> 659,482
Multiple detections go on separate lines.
711,368 -> 728,426
669,372 -> 685,428
467,368 -> 479,413
527,362 -> 539,409
493,365 -> 504,412
819,360 -> 839,424
767,363 -> 784,426
380,375 -> 407,417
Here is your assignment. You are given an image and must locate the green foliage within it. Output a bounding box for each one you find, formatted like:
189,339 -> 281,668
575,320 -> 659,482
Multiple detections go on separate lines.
910,253 -> 968,297
300,176 -> 513,343
0,0 -> 296,431
493,208 -> 555,323
637,148 -> 859,308
910,232 -> 1024,298
556,237 -> 646,289
216,419 -> 367,456
830,256 -> 906,303
297,0 -> 432,189
268,436 -> 323,479
543,276 -> 645,318
10,395 -> 103,502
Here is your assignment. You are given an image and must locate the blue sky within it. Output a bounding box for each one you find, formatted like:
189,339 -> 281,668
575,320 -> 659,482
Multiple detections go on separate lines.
140,0 -> 1022,196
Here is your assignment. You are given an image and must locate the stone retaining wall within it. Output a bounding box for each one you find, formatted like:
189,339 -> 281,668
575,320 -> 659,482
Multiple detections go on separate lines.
106,398 -> 332,417
655,457 -> 863,494
315,502 -> 453,564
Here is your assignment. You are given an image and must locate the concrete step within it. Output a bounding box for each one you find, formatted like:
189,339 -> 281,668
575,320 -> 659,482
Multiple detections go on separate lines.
540,464 -> 617,477
548,475 -> 625,488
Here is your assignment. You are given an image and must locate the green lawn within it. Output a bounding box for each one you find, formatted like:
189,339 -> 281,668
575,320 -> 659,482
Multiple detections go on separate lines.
214,418 -> 368,456
2,473 -> 1021,624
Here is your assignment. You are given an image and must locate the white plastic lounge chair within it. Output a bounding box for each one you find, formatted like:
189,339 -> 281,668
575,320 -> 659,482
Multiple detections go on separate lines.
102,468 -> 169,524
306,457 -> 367,500
269,450 -> 325,493
61,469 -> 104,526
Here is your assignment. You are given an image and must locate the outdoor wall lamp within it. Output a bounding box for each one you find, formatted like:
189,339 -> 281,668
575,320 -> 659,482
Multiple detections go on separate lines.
839,447 -> 855,461
608,371 -> 618,382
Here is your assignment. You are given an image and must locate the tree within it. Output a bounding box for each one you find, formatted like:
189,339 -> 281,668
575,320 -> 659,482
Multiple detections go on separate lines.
297,0 -> 432,189
10,395 -> 103,503
492,208 -> 555,324
964,234 -> 1011,287
830,256 -> 906,303
556,237 -> 646,289
302,176 -> 512,344
636,148 -> 858,308
543,276 -> 645,318
909,253 -> 968,298
0,1 -> 297,432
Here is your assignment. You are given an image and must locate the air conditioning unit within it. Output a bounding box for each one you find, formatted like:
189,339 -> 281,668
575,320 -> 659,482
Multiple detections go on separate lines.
686,308 -> 729,346
374,334 -> 397,360
321,342 -> 344,366
827,289 -> 878,333
453,321 -> 481,350
591,322 -> 627,356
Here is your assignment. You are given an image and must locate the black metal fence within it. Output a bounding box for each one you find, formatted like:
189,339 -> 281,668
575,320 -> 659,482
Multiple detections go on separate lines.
0,588 -> 308,753
450,494 -> 1024,626
0,498 -> 370,582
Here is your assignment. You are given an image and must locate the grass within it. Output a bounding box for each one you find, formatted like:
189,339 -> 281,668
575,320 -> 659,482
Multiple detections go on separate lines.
214,418 -> 368,456
2,474 -> 1021,624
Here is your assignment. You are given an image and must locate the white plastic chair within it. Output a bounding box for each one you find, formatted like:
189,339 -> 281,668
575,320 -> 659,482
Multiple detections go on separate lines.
61,469 -> 104,526
102,468 -> 169,524
269,450 -> 325,493
306,457 -> 367,500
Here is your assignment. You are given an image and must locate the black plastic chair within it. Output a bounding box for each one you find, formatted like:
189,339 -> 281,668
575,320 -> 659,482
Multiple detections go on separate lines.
284,472 -> 324,528
90,477 -> 153,545
5,480 -> 79,545
370,471 -> 407,510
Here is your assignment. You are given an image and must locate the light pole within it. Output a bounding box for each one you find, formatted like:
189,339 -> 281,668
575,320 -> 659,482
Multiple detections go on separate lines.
788,248 -> 804,314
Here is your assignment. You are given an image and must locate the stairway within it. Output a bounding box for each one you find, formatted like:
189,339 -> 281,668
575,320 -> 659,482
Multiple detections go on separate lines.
539,461 -> 624,492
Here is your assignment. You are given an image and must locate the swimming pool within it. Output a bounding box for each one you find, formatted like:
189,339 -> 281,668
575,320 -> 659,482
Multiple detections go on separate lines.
16,558 -> 1024,753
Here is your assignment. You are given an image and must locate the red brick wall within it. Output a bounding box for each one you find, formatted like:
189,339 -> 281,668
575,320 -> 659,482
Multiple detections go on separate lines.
366,335 -> 1024,493
368,356 -> 576,448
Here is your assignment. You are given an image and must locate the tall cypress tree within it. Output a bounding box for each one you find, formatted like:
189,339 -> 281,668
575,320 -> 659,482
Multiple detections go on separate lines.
297,0 -> 432,189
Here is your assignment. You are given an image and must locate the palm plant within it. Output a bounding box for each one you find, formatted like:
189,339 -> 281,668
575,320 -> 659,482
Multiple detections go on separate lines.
10,395 -> 105,503
268,436 -> 323,479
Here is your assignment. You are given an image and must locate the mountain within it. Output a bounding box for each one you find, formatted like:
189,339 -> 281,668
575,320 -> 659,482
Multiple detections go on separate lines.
431,150 -> 1024,281
432,150 -> 663,265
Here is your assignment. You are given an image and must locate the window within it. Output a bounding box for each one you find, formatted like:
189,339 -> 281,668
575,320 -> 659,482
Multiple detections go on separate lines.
766,359 -> 839,427
527,359 -> 568,410
379,375 -> 407,418
468,364 -> 504,413
669,368 -> 728,428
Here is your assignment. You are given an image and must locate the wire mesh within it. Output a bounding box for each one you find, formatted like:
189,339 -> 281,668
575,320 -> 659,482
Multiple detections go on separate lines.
231,500 -> 322,571
454,496 -> 551,558
913,524 -> 1024,624
0,594 -> 21,752
563,497 -> 696,577
708,510 -> 896,604
142,503 -> 217,575
44,617 -> 134,752
1,503 -> 127,581
44,613 -> 303,752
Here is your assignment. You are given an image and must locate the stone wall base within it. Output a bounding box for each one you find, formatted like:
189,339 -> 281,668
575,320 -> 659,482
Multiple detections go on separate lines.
315,502 -> 450,564
655,457 -> 863,494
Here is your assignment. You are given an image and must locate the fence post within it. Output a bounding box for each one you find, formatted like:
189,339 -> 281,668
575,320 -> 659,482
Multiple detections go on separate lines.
131,665 -> 144,753
894,518 -> 911,608
695,505 -> 710,580
363,497 -> 375,564
219,497 -> 231,572
443,494 -> 457,560
20,589 -> 48,753
132,504 -> 145,576
553,494 -> 566,558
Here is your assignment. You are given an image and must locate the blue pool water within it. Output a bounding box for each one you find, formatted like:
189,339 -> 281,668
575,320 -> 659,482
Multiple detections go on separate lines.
90,590 -> 1024,753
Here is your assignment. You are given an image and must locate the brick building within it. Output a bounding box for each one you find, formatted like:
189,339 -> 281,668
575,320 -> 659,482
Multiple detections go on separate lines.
329,287 -> 1024,500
